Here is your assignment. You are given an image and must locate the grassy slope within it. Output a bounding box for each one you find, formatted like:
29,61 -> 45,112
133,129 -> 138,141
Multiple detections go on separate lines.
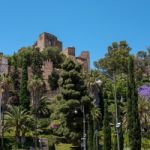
55,143 -> 72,150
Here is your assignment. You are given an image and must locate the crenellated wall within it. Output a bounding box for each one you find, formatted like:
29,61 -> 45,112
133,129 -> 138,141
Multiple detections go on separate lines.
63,47 -> 90,72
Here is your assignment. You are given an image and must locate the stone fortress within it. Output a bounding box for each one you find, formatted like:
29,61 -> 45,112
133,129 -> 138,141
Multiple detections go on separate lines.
33,32 -> 90,72
32,32 -> 90,90
0,32 -> 90,90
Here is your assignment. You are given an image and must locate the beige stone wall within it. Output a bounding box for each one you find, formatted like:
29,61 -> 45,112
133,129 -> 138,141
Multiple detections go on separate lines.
0,55 -> 8,75
34,33 -> 45,50
79,51 -> 90,72
42,60 -> 53,80
63,47 -> 75,57
27,60 -> 53,90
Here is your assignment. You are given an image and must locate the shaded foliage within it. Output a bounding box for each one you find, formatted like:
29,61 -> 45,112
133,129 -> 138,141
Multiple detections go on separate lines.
48,69 -> 59,91
42,47 -> 64,68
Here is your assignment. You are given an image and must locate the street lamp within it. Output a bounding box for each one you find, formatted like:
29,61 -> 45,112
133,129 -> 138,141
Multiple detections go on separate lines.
95,79 -> 102,86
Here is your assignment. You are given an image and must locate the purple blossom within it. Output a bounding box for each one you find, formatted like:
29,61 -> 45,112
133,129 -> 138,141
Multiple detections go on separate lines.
51,124 -> 59,129
138,85 -> 150,100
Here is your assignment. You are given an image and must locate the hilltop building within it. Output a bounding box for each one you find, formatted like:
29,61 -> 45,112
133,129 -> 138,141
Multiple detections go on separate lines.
33,32 -> 90,72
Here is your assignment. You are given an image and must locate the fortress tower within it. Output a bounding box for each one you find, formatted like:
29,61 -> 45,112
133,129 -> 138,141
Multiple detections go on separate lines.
79,51 -> 90,72
33,32 -> 62,51
63,47 -> 75,57
63,47 -> 90,72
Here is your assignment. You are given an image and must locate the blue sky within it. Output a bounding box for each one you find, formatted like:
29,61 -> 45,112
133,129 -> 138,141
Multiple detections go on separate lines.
0,0 -> 150,68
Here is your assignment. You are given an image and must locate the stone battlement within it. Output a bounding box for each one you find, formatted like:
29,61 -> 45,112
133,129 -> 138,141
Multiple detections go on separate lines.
33,32 -> 90,72
63,47 -> 90,72
33,32 -> 62,51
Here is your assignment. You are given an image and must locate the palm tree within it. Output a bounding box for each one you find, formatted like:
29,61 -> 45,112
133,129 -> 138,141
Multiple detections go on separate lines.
4,105 -> 34,147
5,105 -> 34,136
28,75 -> 44,148
86,70 -> 101,95
90,105 -> 101,122
91,105 -> 101,150
86,70 -> 103,116
0,74 -> 11,148
87,104 -> 101,150
37,96 -> 50,118
28,76 -> 44,113
86,71 -> 102,150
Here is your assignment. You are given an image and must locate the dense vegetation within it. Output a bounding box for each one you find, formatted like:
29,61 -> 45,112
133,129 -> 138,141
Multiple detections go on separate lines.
0,42 -> 150,150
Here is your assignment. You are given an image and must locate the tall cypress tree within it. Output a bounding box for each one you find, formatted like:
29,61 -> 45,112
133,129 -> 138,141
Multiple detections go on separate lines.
117,101 -> 124,150
113,135 -> 117,150
19,54 -> 30,109
31,48 -> 43,78
103,100 -> 111,150
11,53 -> 20,91
127,56 -> 141,150
119,125 -> 124,150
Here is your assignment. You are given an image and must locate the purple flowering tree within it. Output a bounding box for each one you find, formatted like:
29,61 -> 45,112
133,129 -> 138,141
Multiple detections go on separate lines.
138,84 -> 150,100
137,84 -> 150,132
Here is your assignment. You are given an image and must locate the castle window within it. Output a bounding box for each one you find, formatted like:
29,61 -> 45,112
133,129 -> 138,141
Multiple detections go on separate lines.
49,39 -> 54,46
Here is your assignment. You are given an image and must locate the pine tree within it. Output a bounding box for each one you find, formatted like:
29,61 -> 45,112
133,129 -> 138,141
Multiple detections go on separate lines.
127,56 -> 141,150
103,100 -> 111,150
59,59 -> 91,145
19,54 -> 30,109
31,48 -> 43,78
